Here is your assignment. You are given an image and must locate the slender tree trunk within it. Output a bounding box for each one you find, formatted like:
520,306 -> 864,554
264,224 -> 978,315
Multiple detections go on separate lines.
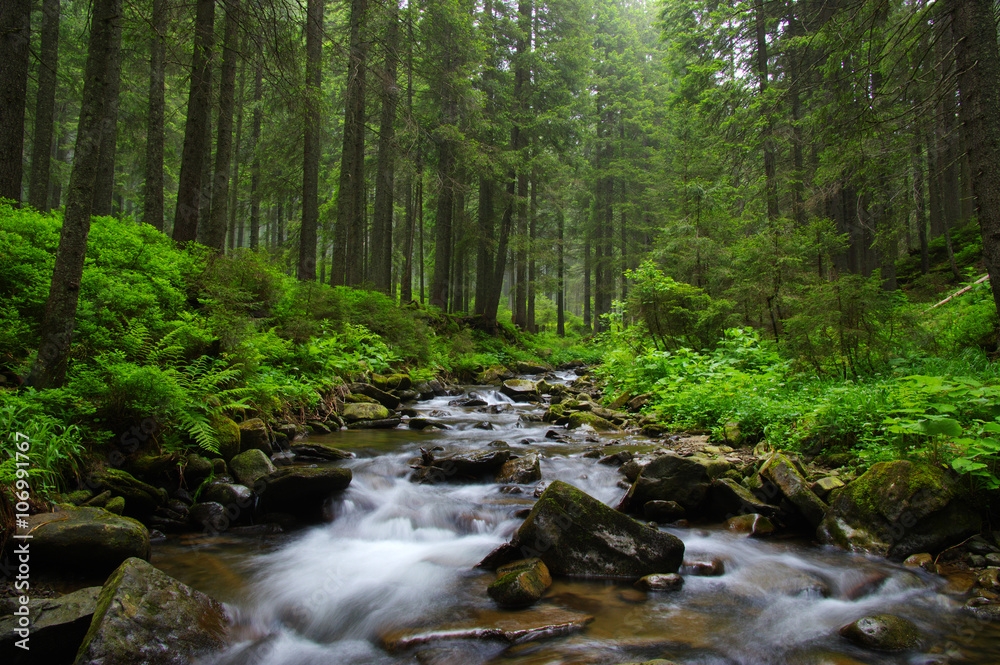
173,0 -> 215,243
913,126 -> 929,274
430,138 -> 455,309
27,0 -> 120,389
299,0 -> 323,280
92,10 -> 121,217
557,204 -> 565,337
334,0 -> 368,286
583,236 -> 592,333
755,0 -> 779,223
475,176 -> 494,316
29,0 -> 59,212
142,0 -> 166,230
249,62 -> 262,249
228,53 -> 246,251
0,0 -> 30,203
513,172 -> 527,328
526,175 -> 537,332
371,0 -> 399,293
206,0 -> 239,252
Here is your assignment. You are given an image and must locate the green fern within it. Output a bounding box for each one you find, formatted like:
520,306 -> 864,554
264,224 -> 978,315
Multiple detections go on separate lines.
175,409 -> 219,453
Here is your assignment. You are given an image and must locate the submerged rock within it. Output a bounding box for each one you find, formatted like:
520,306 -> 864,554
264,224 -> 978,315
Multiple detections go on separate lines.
481,480 -> 684,578
28,505 -> 150,576
0,586 -> 101,665
74,558 -> 229,665
487,558 -> 553,608
817,460 -> 980,560
838,614 -> 921,651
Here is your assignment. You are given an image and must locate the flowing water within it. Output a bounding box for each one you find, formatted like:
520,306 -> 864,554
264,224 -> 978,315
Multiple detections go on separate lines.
151,377 -> 1000,665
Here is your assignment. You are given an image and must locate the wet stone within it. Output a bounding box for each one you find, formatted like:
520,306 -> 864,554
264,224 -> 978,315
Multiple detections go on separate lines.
634,574 -> 684,592
838,614 -> 921,652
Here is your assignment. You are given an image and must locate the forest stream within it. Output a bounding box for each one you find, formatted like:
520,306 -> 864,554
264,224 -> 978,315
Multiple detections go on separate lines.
148,373 -> 1000,665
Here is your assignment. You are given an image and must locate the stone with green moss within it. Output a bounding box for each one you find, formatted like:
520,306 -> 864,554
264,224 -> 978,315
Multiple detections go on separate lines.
476,365 -> 513,385
185,453 -> 214,485
567,411 -> 618,432
342,402 -> 390,423
206,414 -> 241,460
488,480 -> 684,578
496,453 -> 542,485
346,393 -> 378,403
487,558 -> 552,608
760,452 -> 827,528
238,418 -> 270,455
838,614 -> 921,651
74,557 -> 228,665
104,496 -> 125,515
90,468 -> 164,518
229,449 -> 276,487
818,460 -> 980,560
28,506 -> 149,576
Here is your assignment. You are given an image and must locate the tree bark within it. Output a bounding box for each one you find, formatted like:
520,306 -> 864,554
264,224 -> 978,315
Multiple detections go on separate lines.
249,61 -> 262,249
173,0 -> 215,243
28,0 -> 59,212
299,0 -> 323,280
205,0 -> 239,252
754,0 -> 779,223
0,0 -> 30,203
27,0 -> 120,389
371,0 -> 399,293
91,8 -> 121,217
142,0 -> 166,230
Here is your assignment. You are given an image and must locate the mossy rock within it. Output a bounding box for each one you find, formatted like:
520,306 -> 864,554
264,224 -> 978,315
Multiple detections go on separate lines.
543,403 -> 570,425
760,452 -> 827,528
208,415 -> 241,460
496,453 -> 542,485
704,478 -> 778,520
485,480 -> 684,578
476,365 -> 514,385
345,393 -> 378,404
567,411 -> 618,432
185,453 -> 214,486
487,558 -> 552,608
89,468 -> 165,518
105,497 -> 125,515
500,379 -> 540,402
817,460 -> 980,560
228,449 -> 276,487
349,382 -> 400,409
238,418 -> 270,455
27,506 -> 150,576
838,614 -> 921,651
74,558 -> 229,665
372,373 -> 412,392
342,402 -> 390,423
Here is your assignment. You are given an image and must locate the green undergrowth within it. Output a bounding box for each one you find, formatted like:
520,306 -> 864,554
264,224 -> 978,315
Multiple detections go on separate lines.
0,205 -> 579,498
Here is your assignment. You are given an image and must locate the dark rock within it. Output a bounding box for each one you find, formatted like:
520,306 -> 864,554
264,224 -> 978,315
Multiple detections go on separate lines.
307,420 -> 332,435
0,586 -> 101,665
228,449 -> 276,487
28,506 -> 149,576
487,558 -> 552,608
273,422 -> 303,442
414,448 -> 512,483
74,558 -> 229,665
760,453 -> 827,527
258,466 -> 352,516
190,502 -> 230,533
397,390 -> 421,402
476,366 -> 514,385
408,417 -> 452,431
184,454 -> 213,486
903,553 -> 935,573
81,490 -> 112,508
238,418 -> 271,454
964,597 -> 1000,621
482,480 -> 684,578
634,573 -> 684,592
496,453 -> 542,485
544,429 -> 567,441
105,496 -> 125,515
598,451 -> 634,466
290,442 -> 354,461
705,477 -> 779,520
414,379 -> 448,399
817,460 -> 980,560
643,500 -> 686,523
621,454 -> 711,513
349,382 -> 401,409
501,379 -> 541,402
513,361 -> 551,375
342,402 -> 391,423
89,469 -> 165,518
810,476 -> 846,500
725,513 -> 776,537
347,417 -> 401,430
201,482 -> 254,513
838,614 -> 921,651
681,558 -> 725,576
473,421 -> 494,431
448,397 -> 488,407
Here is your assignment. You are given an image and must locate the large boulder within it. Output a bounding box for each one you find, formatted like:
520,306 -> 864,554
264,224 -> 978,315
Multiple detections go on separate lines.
28,506 -> 150,576
704,478 -> 779,520
342,402 -> 391,423
372,373 -> 412,392
413,448 -> 511,483
759,453 -> 827,527
74,558 -> 229,665
208,415 -> 241,460
290,442 -> 354,462
496,453 -> 542,485
621,454 -> 711,513
500,379 -> 540,402
257,466 -> 352,517
0,586 -> 101,665
818,460 -> 980,560
228,449 -> 276,487
482,480 -> 684,578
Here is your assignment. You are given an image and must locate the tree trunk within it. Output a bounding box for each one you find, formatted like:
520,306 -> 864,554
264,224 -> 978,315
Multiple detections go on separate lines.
91,9 -> 121,217
173,0 -> 215,243
0,0 -> 30,203
206,0 -> 239,253
334,0 -> 368,286
228,52 -> 246,251
142,0 -> 166,230
754,0 -> 779,223
557,204 -> 565,336
371,0 -> 399,294
249,61 -> 262,249
28,0 -> 59,212
583,236 -> 592,333
27,0 -> 120,389
299,0 -> 323,280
